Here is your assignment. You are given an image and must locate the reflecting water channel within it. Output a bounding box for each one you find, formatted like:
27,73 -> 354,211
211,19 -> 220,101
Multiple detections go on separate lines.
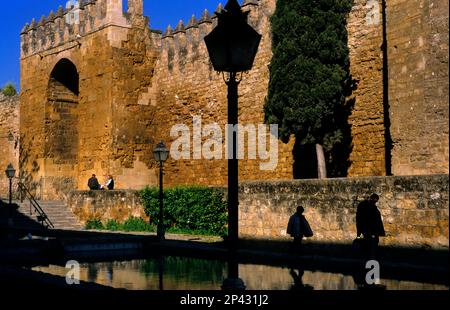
32,256 -> 448,290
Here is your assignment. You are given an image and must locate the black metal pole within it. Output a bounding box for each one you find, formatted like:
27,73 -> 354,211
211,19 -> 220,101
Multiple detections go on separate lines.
9,178 -> 12,205
8,177 -> 12,226
158,162 -> 164,240
226,72 -> 239,253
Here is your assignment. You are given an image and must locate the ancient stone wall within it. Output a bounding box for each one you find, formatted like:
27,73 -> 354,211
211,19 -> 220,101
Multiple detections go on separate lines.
0,94 -> 20,199
239,175 -> 449,249
150,0 -> 395,186
20,0 -> 160,199
19,0 -> 449,199
152,1 -> 295,187
387,0 -> 449,175
347,0 -> 386,176
67,190 -> 147,225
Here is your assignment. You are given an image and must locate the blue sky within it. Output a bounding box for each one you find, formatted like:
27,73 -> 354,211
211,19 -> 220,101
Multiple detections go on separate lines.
0,0 -> 227,90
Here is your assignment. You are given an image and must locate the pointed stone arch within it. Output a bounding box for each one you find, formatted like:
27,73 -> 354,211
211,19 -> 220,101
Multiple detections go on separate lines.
44,58 -> 79,196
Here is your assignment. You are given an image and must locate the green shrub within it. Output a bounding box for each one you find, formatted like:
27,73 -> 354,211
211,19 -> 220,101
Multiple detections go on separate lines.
85,217 -> 156,233
122,217 -> 155,232
140,186 -> 227,236
85,218 -> 104,230
105,219 -> 121,231
1,83 -> 17,97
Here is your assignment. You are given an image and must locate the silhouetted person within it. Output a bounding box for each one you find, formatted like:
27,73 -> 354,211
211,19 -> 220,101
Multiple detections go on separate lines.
289,268 -> 313,291
356,193 -> 385,259
287,206 -> 313,253
88,174 -> 100,190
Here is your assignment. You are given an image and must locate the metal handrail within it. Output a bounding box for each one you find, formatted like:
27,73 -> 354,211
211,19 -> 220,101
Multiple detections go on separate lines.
16,182 -> 54,229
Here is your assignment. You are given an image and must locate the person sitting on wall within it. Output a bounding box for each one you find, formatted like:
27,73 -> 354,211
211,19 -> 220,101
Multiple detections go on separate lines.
88,174 -> 100,190
100,175 -> 114,190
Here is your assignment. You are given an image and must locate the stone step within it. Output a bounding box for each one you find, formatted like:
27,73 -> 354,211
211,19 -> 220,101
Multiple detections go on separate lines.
14,200 -> 83,230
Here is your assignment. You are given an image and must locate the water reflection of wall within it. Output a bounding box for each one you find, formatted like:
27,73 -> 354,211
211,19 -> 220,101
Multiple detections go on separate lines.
32,259 -> 448,290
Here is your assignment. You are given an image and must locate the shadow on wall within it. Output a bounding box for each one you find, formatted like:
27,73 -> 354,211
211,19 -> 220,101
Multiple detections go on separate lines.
19,132 -> 42,199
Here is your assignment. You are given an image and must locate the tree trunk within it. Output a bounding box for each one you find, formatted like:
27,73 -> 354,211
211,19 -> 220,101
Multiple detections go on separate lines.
316,143 -> 327,179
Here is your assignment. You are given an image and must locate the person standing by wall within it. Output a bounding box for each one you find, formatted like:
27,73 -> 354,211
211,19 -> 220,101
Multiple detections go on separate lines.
287,206 -> 314,253
356,193 -> 386,258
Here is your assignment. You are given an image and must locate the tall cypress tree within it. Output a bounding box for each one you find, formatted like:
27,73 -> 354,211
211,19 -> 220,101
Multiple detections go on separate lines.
265,0 -> 353,178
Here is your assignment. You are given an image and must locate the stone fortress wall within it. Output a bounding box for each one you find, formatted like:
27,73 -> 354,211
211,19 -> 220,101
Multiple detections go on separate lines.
0,94 -> 20,198
386,0 -> 449,175
19,0 -> 161,199
8,0 -> 449,199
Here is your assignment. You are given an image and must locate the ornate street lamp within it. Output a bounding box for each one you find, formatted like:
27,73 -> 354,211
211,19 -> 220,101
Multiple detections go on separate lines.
205,0 -> 261,291
153,141 -> 169,241
205,0 -> 261,249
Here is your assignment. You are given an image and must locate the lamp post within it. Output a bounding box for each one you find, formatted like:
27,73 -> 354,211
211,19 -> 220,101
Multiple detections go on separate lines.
153,141 -> 169,241
5,163 -> 16,228
205,0 -> 261,290
5,164 -> 15,205
205,0 -> 261,249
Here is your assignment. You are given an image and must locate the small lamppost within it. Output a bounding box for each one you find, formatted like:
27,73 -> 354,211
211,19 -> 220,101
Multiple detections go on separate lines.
205,0 -> 261,291
5,164 -> 15,205
5,163 -> 16,228
153,141 -> 170,241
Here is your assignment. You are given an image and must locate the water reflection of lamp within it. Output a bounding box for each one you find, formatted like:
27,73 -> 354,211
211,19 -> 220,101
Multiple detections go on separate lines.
158,256 -> 164,291
221,257 -> 245,290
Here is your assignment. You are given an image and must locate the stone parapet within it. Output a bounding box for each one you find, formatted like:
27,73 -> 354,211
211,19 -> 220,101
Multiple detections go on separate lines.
20,0 -> 148,58
66,190 -> 147,225
239,174 -> 449,249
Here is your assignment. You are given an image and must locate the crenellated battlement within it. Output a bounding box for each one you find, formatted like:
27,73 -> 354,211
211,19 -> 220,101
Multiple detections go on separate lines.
159,0 -> 266,72
20,0 -> 147,58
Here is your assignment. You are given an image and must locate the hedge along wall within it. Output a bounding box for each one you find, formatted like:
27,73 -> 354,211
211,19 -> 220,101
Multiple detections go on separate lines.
239,175 -> 449,249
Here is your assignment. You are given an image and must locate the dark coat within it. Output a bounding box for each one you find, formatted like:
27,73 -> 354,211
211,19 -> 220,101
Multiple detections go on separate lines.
356,200 -> 386,237
287,213 -> 314,238
88,177 -> 100,190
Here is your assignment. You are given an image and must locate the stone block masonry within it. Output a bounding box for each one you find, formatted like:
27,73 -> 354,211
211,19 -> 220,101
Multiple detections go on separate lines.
387,0 -> 449,175
0,94 -> 19,199
239,174 -> 449,249
67,190 -> 148,225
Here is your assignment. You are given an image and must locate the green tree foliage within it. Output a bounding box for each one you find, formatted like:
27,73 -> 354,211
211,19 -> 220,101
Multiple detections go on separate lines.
264,0 -> 353,159
1,83 -> 17,97
140,186 -> 227,236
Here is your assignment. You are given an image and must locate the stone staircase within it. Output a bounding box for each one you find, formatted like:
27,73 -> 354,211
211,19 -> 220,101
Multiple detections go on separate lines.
13,200 -> 83,231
